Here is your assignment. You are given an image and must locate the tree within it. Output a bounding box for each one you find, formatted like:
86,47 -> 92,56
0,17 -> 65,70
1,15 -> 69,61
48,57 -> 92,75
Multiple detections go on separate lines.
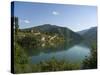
15,17 -> 19,35
82,42 -> 97,69
12,17 -> 19,35
17,35 -> 39,48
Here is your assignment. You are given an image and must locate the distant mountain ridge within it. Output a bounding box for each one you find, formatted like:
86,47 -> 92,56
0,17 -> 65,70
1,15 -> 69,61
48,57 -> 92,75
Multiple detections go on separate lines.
77,27 -> 97,43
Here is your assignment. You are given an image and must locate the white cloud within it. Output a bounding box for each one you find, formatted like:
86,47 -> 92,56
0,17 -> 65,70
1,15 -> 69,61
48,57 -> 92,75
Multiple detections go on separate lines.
52,11 -> 59,16
24,20 -> 30,24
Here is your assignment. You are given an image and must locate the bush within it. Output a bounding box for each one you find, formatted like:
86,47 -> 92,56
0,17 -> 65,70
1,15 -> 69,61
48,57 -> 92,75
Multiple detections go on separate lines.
17,35 -> 39,48
14,43 -> 32,73
82,42 -> 97,69
30,58 -> 80,72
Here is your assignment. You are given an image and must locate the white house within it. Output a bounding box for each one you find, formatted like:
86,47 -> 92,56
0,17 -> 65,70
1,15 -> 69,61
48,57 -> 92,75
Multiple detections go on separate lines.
41,37 -> 45,41
49,35 -> 57,41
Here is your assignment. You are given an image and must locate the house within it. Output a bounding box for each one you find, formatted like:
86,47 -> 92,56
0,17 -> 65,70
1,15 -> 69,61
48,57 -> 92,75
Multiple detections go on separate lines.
41,37 -> 45,41
49,34 -> 57,41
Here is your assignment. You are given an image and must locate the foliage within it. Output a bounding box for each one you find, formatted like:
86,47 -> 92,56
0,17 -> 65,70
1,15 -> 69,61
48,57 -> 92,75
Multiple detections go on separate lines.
82,42 -> 97,69
14,43 -> 32,73
14,17 -> 19,35
30,58 -> 80,72
17,34 -> 39,48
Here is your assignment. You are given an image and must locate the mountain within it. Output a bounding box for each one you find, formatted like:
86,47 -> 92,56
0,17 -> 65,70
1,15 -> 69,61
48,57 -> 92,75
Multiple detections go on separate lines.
21,24 -> 82,44
77,29 -> 89,35
77,27 -> 97,43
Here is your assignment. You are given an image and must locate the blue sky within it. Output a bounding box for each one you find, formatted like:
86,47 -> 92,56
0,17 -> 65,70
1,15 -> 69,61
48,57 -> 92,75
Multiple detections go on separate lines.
12,1 -> 98,32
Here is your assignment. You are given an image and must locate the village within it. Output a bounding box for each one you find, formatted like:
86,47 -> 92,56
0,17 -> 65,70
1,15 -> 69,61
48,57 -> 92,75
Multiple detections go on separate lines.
18,29 -> 65,48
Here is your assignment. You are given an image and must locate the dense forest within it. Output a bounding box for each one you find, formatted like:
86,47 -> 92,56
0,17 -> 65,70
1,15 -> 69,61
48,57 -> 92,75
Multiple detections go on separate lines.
12,17 -> 97,73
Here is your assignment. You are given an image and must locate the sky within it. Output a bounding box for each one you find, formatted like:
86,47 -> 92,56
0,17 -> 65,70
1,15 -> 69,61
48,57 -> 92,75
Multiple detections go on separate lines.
12,1 -> 98,32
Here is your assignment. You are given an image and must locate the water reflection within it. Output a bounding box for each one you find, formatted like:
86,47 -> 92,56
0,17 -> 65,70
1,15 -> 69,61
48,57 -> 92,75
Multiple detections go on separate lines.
27,41 -> 77,56
29,42 -> 91,64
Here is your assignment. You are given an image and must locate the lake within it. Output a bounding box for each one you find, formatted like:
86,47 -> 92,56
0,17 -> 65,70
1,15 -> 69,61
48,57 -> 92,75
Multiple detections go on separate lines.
30,42 -> 91,64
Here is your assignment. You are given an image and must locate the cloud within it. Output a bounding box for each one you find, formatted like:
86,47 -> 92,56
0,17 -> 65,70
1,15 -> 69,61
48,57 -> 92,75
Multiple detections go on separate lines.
52,11 -> 59,16
24,20 -> 30,24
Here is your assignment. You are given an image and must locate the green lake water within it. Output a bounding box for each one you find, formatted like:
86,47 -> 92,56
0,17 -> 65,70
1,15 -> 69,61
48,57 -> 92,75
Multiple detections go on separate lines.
30,42 -> 91,64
